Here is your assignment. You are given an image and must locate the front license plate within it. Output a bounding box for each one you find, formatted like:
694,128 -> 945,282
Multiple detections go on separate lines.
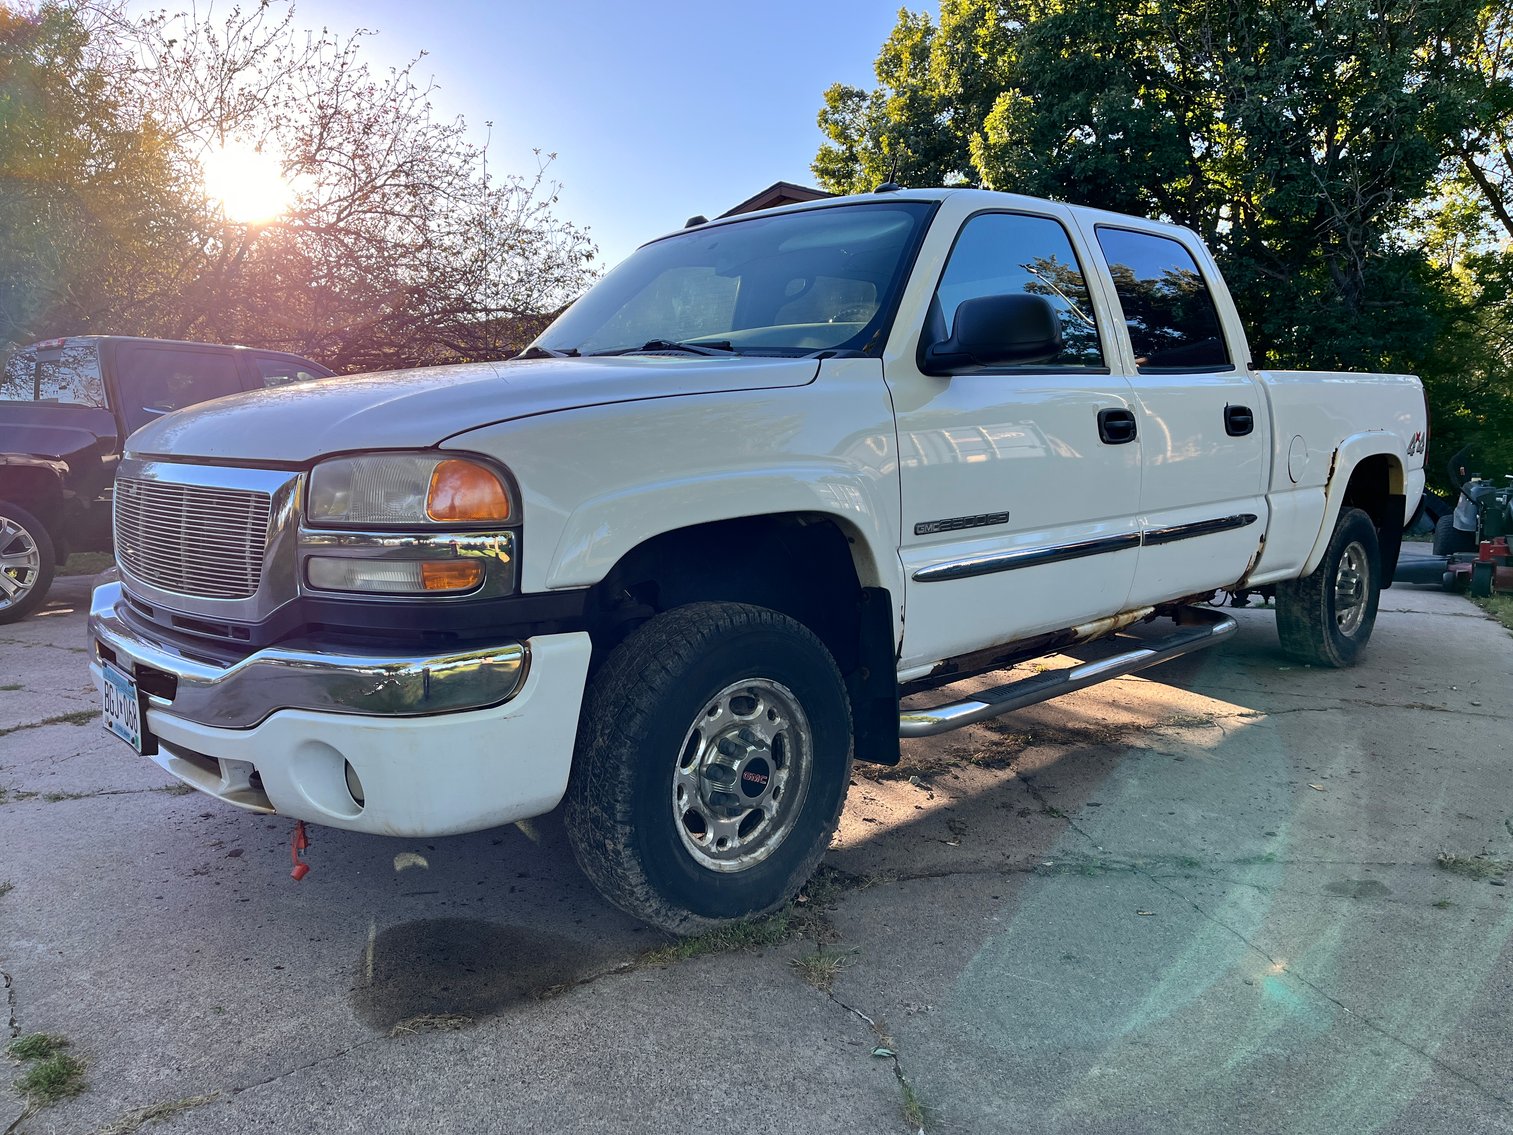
101,663 -> 145,754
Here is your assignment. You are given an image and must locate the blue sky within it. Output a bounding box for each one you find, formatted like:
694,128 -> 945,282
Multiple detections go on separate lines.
296,0 -> 909,268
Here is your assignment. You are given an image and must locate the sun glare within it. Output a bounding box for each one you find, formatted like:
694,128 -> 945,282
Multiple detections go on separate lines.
202,141 -> 293,224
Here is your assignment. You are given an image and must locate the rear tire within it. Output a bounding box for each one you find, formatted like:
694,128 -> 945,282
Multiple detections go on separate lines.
565,602 -> 853,934
1433,514 -> 1475,557
1276,507 -> 1380,668
0,502 -> 56,625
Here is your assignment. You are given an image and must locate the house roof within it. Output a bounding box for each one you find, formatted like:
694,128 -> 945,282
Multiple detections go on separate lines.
720,181 -> 833,218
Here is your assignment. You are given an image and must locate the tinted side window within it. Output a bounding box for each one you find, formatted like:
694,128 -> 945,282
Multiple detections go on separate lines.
255,355 -> 329,388
116,348 -> 244,433
1095,228 -> 1232,371
1,340 -> 105,406
932,213 -> 1104,367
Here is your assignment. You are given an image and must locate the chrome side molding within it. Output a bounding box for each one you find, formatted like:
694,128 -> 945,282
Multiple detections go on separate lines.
898,605 -> 1237,738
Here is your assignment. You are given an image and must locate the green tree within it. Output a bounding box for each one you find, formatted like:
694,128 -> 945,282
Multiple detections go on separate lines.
815,0 -> 1511,490
0,3 -> 189,346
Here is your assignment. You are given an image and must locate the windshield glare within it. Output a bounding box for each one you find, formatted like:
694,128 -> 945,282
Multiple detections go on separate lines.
537,202 -> 934,357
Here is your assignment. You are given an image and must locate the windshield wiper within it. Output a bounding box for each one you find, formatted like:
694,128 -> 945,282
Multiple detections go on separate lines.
516,345 -> 580,359
589,339 -> 738,357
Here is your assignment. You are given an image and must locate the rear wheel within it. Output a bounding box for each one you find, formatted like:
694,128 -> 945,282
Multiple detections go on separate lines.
1433,514 -> 1475,557
0,502 -> 56,625
1276,507 -> 1381,668
565,602 -> 853,934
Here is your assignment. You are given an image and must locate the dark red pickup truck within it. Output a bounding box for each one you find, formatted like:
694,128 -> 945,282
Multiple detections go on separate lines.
0,336 -> 333,622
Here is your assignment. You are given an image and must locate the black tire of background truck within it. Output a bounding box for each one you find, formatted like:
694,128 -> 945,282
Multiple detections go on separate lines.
564,601 -> 853,935
1432,513 -> 1476,557
1276,507 -> 1381,668
1469,561 -> 1496,599
0,501 -> 56,625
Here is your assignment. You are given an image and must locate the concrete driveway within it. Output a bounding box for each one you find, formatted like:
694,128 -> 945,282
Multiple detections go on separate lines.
3,576 -> 1511,1134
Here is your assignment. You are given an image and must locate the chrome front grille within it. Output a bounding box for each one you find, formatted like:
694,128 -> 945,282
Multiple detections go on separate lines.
114,478 -> 273,599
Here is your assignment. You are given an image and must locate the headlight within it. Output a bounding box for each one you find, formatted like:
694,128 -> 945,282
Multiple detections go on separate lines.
307,453 -> 513,526
302,452 -> 518,599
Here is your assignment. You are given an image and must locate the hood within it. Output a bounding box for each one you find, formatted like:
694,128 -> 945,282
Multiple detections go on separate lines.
125,355 -> 820,464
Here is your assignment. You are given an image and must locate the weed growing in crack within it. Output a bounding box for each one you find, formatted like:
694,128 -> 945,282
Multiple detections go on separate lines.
6,1032 -> 85,1109
791,945 -> 857,992
897,1071 -> 937,1133
1436,852 -> 1510,880
641,865 -> 861,965
0,881 -> 12,899
643,908 -> 799,965
93,1092 -> 218,1135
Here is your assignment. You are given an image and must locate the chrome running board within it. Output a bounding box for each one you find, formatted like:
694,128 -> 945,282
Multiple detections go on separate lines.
898,606 -> 1238,739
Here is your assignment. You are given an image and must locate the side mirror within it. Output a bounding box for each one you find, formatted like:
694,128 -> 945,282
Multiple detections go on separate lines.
922,294 -> 1064,375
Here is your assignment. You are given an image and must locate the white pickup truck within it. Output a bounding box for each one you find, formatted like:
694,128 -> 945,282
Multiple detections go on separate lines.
89,188 -> 1426,931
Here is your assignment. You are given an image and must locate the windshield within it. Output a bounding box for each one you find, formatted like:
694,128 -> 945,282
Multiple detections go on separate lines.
535,201 -> 935,358
0,339 -> 105,407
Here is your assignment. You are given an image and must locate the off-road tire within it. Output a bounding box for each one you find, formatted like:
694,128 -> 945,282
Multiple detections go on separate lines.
1276,507 -> 1380,668
1433,513 -> 1475,557
565,602 -> 853,934
0,501 -> 56,625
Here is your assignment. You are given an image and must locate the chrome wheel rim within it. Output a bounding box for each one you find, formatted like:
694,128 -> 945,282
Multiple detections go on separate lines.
0,515 -> 42,611
672,677 -> 814,873
1334,541 -> 1370,636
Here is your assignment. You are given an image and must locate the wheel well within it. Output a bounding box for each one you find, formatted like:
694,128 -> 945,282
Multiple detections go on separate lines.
1340,455 -> 1405,587
586,513 -> 901,765
0,467 -> 64,520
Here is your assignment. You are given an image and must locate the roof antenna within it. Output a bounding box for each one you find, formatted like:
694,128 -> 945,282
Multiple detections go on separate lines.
874,147 -> 904,194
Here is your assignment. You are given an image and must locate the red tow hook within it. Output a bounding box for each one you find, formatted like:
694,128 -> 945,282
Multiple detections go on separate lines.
290,820 -> 311,881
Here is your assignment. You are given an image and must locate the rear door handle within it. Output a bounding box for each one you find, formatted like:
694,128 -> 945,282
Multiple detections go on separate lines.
1225,404 -> 1254,437
1098,408 -> 1138,445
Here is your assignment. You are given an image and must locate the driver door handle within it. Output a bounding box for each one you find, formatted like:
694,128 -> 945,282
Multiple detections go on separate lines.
1098,408 -> 1138,445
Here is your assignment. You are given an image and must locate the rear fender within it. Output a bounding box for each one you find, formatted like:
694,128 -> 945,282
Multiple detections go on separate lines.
1300,434 -> 1411,577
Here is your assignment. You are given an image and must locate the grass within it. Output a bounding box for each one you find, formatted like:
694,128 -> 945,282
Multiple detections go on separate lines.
643,907 -> 800,965
93,1092 -> 218,1135
791,945 -> 857,992
56,551 -> 114,577
1433,898 -> 1454,909
388,1013 -> 473,1038
6,1033 -> 85,1109
0,708 -> 97,739
0,881 -> 12,899
642,865 -> 860,965
0,683 -> 21,692
898,1073 -> 937,1133
1435,852 -> 1511,880
1473,594 -> 1513,633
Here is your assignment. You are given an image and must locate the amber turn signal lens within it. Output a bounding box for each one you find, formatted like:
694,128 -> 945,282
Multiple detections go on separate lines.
420,560 -> 485,591
427,459 -> 511,523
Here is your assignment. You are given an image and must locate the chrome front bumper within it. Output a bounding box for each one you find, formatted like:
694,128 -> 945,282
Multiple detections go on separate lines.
89,579 -> 528,729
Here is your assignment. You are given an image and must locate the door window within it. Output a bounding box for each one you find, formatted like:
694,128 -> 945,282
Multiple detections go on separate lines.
1,340 -> 106,406
116,347 -> 244,433
255,355 -> 330,388
932,213 -> 1104,367
1095,228 -> 1233,372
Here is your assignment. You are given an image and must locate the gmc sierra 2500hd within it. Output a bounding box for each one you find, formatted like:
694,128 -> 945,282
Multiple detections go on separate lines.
89,188 -> 1426,931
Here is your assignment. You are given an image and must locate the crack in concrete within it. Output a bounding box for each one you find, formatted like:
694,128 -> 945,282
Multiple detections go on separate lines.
0,785 -> 190,807
822,986 -> 926,1133
2,969 -> 16,1039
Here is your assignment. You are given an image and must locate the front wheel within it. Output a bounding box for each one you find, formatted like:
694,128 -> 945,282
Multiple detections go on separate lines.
0,502 -> 56,625
565,602 -> 853,934
1275,507 -> 1381,667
